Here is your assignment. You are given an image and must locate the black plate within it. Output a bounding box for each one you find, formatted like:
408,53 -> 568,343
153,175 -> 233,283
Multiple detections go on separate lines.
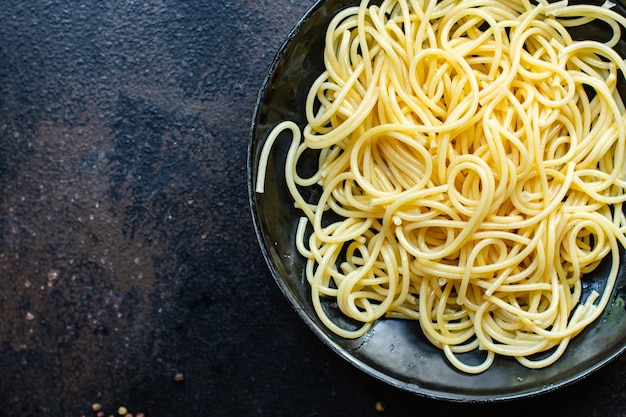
248,0 -> 626,401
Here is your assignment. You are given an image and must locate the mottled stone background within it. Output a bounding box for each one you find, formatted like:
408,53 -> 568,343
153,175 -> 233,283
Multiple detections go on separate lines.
0,1 -> 624,416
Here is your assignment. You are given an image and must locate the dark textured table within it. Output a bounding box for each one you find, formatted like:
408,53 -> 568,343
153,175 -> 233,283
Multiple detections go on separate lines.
0,1 -> 625,416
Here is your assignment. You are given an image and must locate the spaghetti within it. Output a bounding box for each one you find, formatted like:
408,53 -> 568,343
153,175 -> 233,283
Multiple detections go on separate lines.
256,0 -> 626,373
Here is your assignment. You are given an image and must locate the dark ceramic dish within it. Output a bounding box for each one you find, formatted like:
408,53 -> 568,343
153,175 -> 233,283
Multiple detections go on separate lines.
248,0 -> 626,401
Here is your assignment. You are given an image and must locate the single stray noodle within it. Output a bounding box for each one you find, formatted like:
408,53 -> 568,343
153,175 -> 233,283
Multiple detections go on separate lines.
256,0 -> 626,373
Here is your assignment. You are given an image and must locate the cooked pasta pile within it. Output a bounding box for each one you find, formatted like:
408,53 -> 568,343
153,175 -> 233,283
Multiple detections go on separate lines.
256,0 -> 626,373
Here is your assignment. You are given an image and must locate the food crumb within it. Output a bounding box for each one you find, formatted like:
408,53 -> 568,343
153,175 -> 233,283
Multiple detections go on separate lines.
174,372 -> 184,382
25,312 -> 34,321
117,406 -> 128,416
375,401 -> 386,412
91,403 -> 103,412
